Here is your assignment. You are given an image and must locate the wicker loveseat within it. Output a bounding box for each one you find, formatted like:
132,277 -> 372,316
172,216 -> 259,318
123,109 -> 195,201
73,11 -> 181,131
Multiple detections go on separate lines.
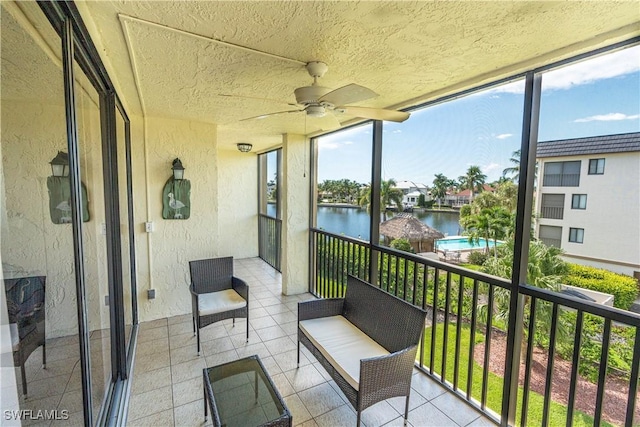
298,275 -> 427,426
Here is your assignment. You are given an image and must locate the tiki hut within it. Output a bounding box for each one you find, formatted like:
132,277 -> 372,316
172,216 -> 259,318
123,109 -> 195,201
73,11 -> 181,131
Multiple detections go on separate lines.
380,213 -> 445,253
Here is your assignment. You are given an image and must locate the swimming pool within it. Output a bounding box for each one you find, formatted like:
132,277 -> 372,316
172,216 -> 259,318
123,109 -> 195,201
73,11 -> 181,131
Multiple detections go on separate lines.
435,236 -> 503,252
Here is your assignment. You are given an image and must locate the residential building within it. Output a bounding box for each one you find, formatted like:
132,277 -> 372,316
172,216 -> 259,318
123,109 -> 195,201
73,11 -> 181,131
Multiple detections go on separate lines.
536,132 -> 640,278
394,180 -> 430,207
446,184 -> 495,207
1,2 -> 638,426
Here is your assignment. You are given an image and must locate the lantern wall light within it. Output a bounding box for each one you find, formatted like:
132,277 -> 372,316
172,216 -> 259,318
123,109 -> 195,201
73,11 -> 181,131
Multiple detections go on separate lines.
49,151 -> 69,177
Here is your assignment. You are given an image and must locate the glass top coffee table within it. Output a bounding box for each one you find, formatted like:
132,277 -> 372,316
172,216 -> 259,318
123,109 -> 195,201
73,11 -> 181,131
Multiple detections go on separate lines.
203,354 -> 291,427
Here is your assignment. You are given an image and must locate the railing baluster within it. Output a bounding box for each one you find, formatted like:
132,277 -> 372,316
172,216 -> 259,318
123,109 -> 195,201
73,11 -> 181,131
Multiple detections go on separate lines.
430,267 -> 439,375
422,266 -> 428,310
402,257 -> 408,299
467,279 -> 479,400
324,234 -> 329,297
542,303 -> 560,427
522,296 -> 537,426
566,309 -> 583,427
454,273 -> 464,390
412,263 -> 419,305
594,318 -> 612,426
482,284 -> 494,409
625,328 -> 640,427
442,271 -> 452,383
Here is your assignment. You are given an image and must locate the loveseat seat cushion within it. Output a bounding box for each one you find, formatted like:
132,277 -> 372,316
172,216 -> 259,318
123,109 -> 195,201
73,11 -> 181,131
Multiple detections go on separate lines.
198,289 -> 246,316
299,315 -> 389,390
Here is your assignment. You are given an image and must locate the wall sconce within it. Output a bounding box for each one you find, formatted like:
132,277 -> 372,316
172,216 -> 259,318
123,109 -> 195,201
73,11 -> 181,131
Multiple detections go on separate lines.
47,151 -> 90,224
237,143 -> 253,153
172,158 -> 185,180
163,158 -> 191,220
49,151 -> 69,177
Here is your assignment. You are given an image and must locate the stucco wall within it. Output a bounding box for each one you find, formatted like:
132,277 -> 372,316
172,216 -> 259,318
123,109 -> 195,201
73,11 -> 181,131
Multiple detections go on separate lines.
1,98 -> 110,338
281,133 -> 309,295
134,116 -> 259,322
536,152 -> 640,276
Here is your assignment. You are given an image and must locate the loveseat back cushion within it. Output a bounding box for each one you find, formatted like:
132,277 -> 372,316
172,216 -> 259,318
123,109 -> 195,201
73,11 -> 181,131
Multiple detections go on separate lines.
190,257 -> 234,294
299,315 -> 388,391
198,289 -> 246,316
343,275 -> 427,353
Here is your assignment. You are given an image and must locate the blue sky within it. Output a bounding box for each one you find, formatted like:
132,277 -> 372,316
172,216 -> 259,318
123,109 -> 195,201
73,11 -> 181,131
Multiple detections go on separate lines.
317,45 -> 640,184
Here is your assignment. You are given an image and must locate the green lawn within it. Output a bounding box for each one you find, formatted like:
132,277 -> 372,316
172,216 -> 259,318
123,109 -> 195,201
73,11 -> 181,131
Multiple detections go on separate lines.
420,323 -> 612,427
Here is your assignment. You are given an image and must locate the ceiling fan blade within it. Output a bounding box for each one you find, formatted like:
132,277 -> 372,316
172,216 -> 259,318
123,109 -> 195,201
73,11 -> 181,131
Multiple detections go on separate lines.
219,93 -> 298,107
318,84 -> 378,106
340,106 -> 410,123
240,109 -> 302,121
316,113 -> 342,131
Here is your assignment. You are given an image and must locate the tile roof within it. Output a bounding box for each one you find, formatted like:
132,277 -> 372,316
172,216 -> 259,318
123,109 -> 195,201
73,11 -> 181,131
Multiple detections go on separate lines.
537,132 -> 640,158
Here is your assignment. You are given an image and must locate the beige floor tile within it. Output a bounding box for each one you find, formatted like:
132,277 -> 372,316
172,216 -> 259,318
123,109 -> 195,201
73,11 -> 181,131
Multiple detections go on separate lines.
137,326 -> 168,344
128,386 -> 173,421
126,408 -> 174,426
170,358 -> 207,384
173,399 -> 213,427
172,376 -> 203,408
264,336 -> 296,356
283,394 -> 313,425
132,366 -> 172,394
313,404 -> 356,427
283,365 -> 326,393
298,383 -> 345,418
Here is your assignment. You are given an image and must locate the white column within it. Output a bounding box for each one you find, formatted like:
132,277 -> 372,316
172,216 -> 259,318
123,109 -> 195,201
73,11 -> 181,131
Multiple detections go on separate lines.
281,133 -> 309,295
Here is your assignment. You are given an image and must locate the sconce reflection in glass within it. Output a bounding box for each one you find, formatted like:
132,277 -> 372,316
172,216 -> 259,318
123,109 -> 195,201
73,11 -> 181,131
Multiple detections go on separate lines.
46,151 -> 90,224
49,151 -> 69,177
237,143 -> 252,153
163,157 -> 191,220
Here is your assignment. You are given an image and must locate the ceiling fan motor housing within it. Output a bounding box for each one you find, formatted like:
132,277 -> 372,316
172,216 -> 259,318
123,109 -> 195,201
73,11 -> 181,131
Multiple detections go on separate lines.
294,85 -> 332,105
306,105 -> 326,117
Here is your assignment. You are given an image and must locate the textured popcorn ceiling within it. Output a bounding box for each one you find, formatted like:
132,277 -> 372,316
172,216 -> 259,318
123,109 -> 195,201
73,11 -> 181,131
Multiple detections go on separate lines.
58,2 -> 640,149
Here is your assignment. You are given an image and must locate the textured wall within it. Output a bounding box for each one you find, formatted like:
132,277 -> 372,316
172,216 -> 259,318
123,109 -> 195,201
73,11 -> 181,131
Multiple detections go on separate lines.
1,98 -> 110,338
281,133 -> 309,295
135,116 -> 259,322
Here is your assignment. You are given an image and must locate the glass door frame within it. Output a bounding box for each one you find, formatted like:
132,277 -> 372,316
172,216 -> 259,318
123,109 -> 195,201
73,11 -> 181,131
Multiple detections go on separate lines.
39,1 -> 138,424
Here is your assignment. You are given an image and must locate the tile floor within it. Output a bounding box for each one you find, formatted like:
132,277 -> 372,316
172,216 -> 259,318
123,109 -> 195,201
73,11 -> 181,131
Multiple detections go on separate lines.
126,258 -> 496,427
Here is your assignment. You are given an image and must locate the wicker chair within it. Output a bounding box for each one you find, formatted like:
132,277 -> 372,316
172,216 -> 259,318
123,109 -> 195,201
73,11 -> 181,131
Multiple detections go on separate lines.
189,257 -> 249,355
4,276 -> 46,397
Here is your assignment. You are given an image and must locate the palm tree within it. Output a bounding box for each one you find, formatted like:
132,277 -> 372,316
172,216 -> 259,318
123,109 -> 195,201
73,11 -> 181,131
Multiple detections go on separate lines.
359,178 -> 403,222
502,149 -> 521,182
502,149 -> 538,184
458,165 -> 487,202
432,173 -> 454,209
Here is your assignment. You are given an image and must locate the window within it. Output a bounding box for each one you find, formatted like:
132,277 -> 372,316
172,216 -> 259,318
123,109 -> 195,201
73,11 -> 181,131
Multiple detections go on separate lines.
539,225 -> 562,248
540,194 -> 565,219
542,161 -> 581,186
588,158 -> 605,175
571,194 -> 587,209
569,227 -> 584,243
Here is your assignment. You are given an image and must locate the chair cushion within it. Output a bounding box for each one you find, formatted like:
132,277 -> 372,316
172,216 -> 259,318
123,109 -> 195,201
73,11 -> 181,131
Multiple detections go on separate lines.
299,315 -> 389,391
9,323 -> 19,351
198,289 -> 246,316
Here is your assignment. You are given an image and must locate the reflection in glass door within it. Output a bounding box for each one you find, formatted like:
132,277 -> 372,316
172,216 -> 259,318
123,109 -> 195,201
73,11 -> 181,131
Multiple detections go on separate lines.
0,2 -> 84,423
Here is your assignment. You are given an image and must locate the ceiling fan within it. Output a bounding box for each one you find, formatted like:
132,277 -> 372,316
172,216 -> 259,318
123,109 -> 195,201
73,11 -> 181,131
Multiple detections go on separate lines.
221,61 -> 410,130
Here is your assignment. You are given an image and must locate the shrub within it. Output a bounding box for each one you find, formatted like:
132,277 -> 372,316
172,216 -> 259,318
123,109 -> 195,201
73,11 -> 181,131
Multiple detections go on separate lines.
390,238 -> 414,253
562,264 -> 639,310
467,250 -> 488,266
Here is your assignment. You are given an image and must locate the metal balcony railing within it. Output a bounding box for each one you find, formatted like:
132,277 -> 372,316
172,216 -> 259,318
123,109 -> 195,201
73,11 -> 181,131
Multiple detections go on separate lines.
540,206 -> 564,220
310,228 -> 640,426
258,214 -> 281,271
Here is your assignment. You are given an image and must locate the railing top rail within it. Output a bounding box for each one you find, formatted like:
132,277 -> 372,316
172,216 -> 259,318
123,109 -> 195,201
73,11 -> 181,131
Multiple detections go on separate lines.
259,213 -> 282,223
520,283 -> 640,327
311,227 -> 511,290
311,227 -> 373,246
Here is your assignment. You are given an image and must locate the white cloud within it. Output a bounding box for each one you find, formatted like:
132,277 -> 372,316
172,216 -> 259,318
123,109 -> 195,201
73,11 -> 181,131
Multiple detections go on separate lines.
343,140 -> 354,145
392,130 -> 402,134
496,133 -> 513,140
574,113 -> 640,123
492,45 -> 640,94
483,163 -> 502,173
318,140 -> 341,150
